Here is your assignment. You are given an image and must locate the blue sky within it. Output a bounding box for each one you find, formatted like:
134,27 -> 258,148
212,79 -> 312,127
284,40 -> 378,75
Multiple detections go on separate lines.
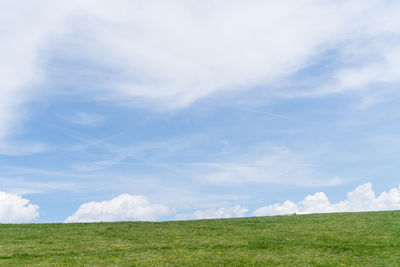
1,0 -> 400,223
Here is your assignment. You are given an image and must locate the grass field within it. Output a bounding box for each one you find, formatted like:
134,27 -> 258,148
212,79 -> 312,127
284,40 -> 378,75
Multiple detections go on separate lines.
0,211 -> 399,266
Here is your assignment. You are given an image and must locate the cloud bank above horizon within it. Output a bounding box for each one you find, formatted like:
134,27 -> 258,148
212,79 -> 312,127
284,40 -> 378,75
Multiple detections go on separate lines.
62,183 -> 400,222
3,182 -> 400,223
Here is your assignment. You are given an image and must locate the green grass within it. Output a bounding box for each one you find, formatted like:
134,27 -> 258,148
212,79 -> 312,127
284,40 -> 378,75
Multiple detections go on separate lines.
1,211 -> 400,266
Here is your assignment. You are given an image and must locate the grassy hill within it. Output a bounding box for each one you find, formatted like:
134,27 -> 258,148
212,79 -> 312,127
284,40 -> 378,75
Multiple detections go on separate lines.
0,211 -> 399,266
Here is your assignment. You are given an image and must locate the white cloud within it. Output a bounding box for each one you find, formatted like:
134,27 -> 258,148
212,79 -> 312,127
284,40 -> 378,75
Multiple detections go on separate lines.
74,0 -> 398,108
64,0 -> 400,109
194,146 -> 342,187
2,0 -> 400,140
305,45 -> 400,97
0,191 -> 39,223
253,183 -> 400,216
0,1 -> 74,143
176,205 -> 248,220
65,194 -> 174,223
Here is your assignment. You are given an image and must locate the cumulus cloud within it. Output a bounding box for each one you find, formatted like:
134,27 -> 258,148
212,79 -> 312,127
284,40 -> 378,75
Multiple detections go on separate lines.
65,194 -> 174,223
0,191 -> 39,223
176,205 -> 248,220
253,183 -> 400,216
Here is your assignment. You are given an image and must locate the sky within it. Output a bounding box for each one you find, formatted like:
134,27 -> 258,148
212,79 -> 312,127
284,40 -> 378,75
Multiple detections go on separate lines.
1,0 -> 400,223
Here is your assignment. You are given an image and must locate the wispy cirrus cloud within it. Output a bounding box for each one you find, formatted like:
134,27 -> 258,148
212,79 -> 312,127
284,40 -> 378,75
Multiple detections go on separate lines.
2,0 -> 400,142
67,112 -> 106,127
0,142 -> 49,156
0,177 -> 76,195
192,146 -> 342,187
0,1 -> 74,143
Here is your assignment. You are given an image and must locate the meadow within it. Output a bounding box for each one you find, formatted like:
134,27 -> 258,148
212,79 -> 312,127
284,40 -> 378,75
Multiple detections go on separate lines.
0,211 -> 399,266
